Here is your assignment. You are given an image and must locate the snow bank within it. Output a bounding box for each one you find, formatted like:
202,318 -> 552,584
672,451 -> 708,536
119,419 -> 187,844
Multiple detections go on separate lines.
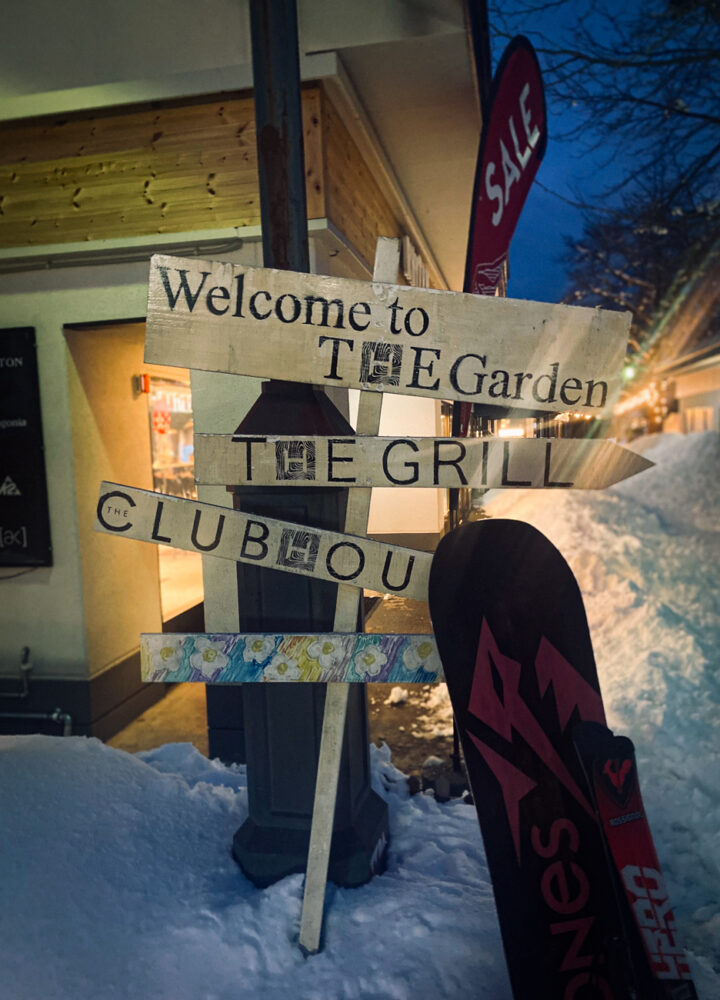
0,432 -> 718,998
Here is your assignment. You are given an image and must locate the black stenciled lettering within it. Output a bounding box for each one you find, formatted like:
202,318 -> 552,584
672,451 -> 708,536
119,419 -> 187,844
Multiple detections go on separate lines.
326,541 -> 365,581
97,490 -> 135,532
449,353 -> 487,396
275,293 -> 301,324
348,301 -> 371,331
275,440 -> 316,481
233,273 -> 245,317
360,341 -> 402,386
584,379 -> 608,409
560,377 -> 583,406
241,519 -> 270,561
157,267 -> 209,312
327,439 -> 355,483
382,439 -> 419,485
489,368 -> 511,398
277,528 -> 319,572
513,371 -> 533,399
231,436 -> 267,482
404,307 -> 429,337
190,509 -> 225,551
388,297 -> 403,334
151,501 -> 172,542
434,440 -> 467,485
408,347 -> 440,391
206,285 -> 230,315
532,362 -> 559,404
318,335 -> 354,381
304,295 -> 345,329
249,290 -> 272,320
544,441 -> 573,488
501,442 -> 531,487
381,550 -> 415,593
481,440 -> 489,484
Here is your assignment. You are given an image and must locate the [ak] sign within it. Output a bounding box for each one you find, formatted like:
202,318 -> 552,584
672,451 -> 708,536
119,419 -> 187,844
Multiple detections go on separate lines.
141,632 -> 441,684
194,434 -> 653,490
145,254 -> 630,416
95,481 -> 431,601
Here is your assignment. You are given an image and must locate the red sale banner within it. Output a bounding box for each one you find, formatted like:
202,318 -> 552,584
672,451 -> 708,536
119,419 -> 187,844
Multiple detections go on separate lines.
465,36 -> 547,296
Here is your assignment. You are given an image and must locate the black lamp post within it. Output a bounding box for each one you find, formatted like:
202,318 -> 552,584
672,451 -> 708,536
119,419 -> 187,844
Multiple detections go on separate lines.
206,0 -> 388,887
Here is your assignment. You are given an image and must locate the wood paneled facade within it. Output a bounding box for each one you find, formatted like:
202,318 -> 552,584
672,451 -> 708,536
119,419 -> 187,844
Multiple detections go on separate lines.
0,84 -> 406,274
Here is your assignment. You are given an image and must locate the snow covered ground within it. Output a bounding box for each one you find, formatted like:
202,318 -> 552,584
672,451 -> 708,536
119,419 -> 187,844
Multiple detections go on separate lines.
1,432 -> 718,999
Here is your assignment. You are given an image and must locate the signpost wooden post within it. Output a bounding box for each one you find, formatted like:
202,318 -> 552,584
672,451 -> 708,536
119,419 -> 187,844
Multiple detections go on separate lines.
299,237 -> 397,955
94,231 -> 639,954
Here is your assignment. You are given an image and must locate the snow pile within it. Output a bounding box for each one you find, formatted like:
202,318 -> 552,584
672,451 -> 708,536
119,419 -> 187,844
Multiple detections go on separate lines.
0,737 -> 508,1000
0,432 -> 718,998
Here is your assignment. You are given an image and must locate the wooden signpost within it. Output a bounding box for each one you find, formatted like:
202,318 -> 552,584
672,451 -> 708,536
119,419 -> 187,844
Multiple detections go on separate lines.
194,434 -> 653,490
94,237 -> 641,957
95,479 -> 431,601
145,254 -> 630,415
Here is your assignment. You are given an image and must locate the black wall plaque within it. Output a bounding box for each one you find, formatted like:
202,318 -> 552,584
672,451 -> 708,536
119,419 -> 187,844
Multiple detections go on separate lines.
0,328 -> 52,566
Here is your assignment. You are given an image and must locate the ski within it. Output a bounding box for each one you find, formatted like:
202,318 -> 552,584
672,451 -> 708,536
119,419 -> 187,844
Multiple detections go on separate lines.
428,518 -> 636,999
574,721 -> 698,1000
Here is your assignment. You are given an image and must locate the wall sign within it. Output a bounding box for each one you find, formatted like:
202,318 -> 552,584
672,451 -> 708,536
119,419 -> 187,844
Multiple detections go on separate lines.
0,327 -> 52,566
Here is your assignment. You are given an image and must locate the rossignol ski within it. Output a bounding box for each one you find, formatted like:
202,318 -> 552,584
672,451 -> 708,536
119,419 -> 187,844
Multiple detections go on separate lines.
574,721 -> 698,999
428,518 -> 635,999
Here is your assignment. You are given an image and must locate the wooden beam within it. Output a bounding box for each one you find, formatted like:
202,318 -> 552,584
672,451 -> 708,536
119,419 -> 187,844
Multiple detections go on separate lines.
145,253 -> 630,415
94,479 -> 431,600
194,435 -> 654,490
140,632 -> 441,684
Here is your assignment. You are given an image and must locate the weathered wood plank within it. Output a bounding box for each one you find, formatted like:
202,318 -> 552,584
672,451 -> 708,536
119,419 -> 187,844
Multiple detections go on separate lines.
140,632 -> 441,684
94,480 -> 431,600
299,237 -> 398,958
145,254 -> 630,415
194,434 -> 653,489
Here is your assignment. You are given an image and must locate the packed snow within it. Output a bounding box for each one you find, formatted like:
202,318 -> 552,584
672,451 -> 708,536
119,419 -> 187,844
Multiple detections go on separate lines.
1,432 -> 718,999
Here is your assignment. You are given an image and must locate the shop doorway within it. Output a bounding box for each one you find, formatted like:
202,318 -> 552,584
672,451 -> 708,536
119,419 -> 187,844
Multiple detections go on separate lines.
65,321 -> 203,670
145,375 -> 204,619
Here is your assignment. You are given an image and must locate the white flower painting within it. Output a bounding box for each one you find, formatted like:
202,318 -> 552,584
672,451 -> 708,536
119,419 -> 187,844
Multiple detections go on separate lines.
353,646 -> 388,679
243,635 -> 276,663
263,653 -> 301,682
189,638 -> 229,677
402,638 -> 441,677
307,637 -> 347,670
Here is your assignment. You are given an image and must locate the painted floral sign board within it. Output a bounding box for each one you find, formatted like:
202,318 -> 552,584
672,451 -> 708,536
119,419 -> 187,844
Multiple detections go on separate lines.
140,632 -> 443,684
141,633 -> 442,685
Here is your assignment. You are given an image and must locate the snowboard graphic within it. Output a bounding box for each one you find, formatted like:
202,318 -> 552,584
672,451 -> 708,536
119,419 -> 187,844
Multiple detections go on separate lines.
428,519 -> 630,999
575,721 -> 698,1000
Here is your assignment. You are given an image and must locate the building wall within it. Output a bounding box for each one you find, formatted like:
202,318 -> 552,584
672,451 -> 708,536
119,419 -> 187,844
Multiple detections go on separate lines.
0,85 -> 444,717
0,264 -> 148,681
65,322 -> 163,678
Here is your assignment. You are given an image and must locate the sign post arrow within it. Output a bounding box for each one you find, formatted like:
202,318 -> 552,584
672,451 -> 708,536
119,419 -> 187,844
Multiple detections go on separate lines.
194,434 -> 653,490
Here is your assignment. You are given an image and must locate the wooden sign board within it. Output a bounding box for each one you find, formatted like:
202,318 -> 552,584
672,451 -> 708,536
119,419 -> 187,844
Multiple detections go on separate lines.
195,434 -> 653,490
94,481 -> 432,601
145,254 -> 631,416
141,632 -> 441,684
